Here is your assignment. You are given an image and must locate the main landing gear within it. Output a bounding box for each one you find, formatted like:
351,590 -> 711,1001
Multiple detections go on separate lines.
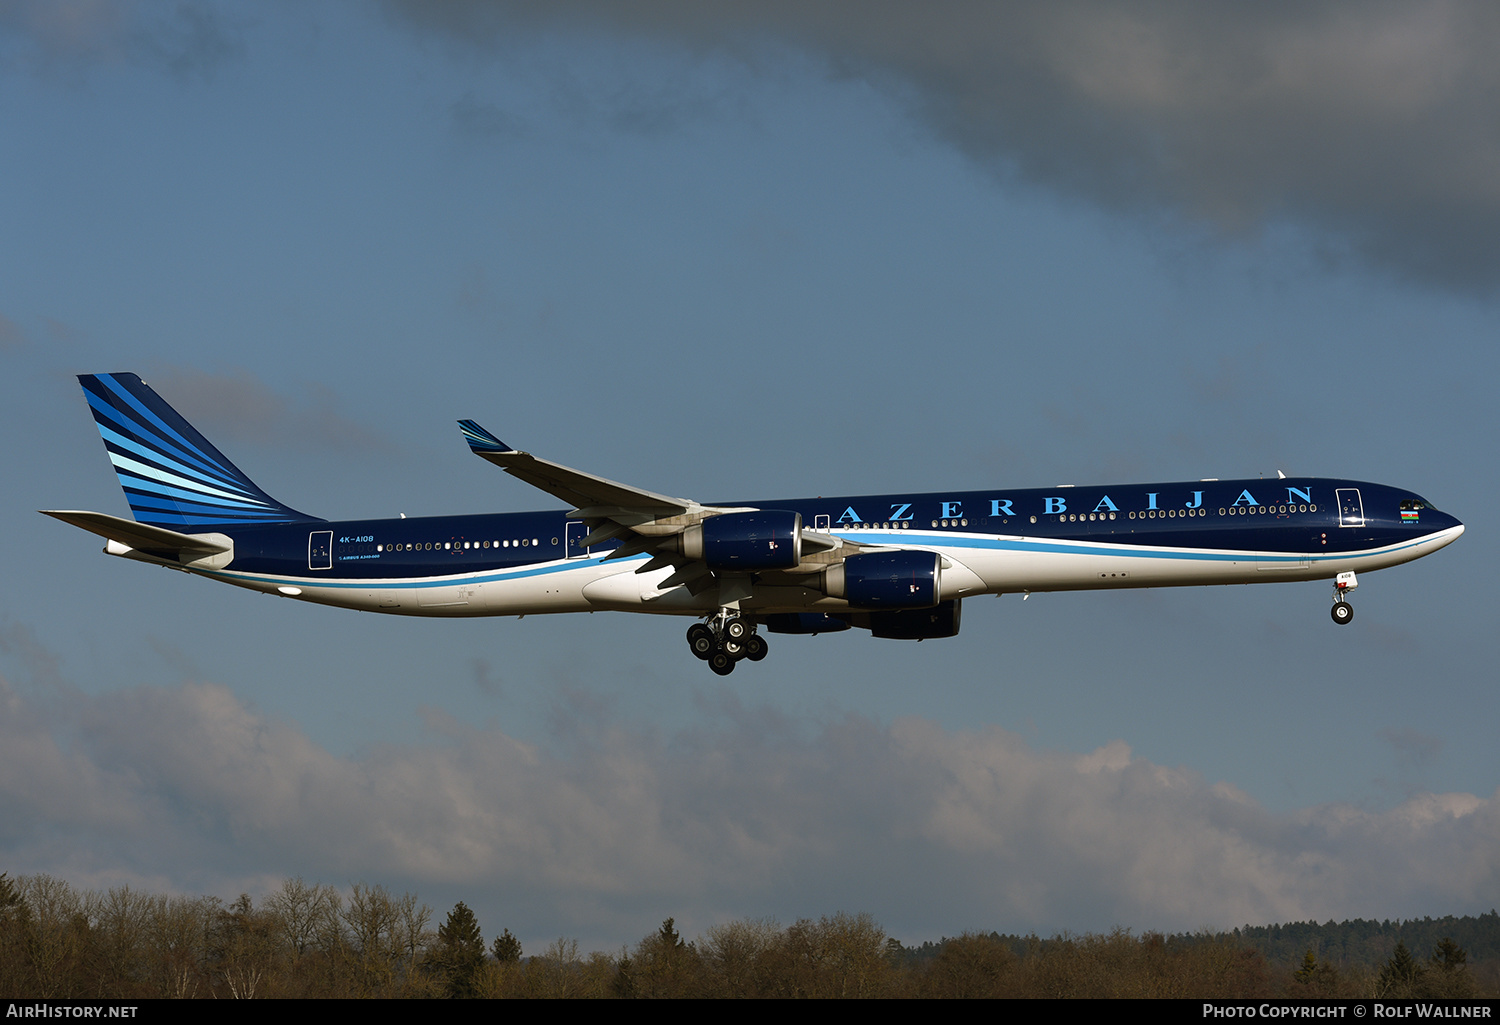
1330,570 -> 1357,626
686,613 -> 768,675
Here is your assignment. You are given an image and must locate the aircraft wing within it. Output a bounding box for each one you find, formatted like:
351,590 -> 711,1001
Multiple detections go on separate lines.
458,422 -> 871,594
458,420 -> 694,516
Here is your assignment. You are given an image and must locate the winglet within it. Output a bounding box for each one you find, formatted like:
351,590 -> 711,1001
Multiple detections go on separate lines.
458,420 -> 515,454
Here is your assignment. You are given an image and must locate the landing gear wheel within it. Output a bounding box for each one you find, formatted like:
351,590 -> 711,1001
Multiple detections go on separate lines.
725,618 -> 749,641
744,634 -> 768,662
1331,601 -> 1354,625
708,650 -> 736,675
687,624 -> 715,659
723,638 -> 747,660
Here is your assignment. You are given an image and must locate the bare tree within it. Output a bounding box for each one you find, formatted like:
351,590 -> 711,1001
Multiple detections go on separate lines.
267,877 -> 341,958
208,894 -> 280,999
143,893 -> 215,999
16,875 -> 88,998
702,917 -> 780,997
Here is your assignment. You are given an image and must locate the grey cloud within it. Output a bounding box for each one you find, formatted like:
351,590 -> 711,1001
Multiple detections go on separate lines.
1382,726 -> 1444,769
144,366 -> 394,456
0,313 -> 24,350
470,657 -> 503,697
0,0 -> 243,81
1,671 -> 1495,942
131,1 -> 243,82
450,91 -> 534,141
446,52 -> 747,143
390,0 -> 1500,293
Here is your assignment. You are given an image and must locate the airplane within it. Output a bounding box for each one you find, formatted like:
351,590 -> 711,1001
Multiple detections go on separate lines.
44,373 -> 1464,675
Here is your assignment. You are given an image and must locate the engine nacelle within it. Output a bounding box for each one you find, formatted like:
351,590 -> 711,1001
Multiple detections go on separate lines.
763,612 -> 852,635
824,549 -> 940,609
674,510 -> 802,571
865,600 -> 962,639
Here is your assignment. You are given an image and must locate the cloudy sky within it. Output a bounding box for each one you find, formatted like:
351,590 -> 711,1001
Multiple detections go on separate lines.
2,0 -> 1497,951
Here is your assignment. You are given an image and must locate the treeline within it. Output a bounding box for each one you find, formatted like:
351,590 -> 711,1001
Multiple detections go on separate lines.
905,913 -> 1500,976
1227,912 -> 1500,971
0,872 -> 1488,998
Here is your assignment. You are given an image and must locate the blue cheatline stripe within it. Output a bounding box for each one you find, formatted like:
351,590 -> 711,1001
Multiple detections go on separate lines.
198,552 -> 644,591
84,390 -> 236,485
94,375 -> 239,479
834,529 -> 1443,565
189,529 -> 1451,595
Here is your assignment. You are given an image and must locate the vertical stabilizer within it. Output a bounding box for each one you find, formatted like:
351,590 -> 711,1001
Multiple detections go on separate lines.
77,373 -> 321,529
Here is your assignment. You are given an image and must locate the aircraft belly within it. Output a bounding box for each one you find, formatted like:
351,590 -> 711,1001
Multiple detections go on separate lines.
418,581 -> 484,609
982,544 -> 1283,592
484,564 -> 592,614
582,567 -> 705,611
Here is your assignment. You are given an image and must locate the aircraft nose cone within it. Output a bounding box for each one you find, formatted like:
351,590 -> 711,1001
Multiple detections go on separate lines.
1432,516 -> 1464,550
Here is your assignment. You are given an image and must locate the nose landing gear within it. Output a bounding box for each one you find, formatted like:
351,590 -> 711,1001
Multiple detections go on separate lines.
685,612 -> 767,674
1330,570 -> 1357,625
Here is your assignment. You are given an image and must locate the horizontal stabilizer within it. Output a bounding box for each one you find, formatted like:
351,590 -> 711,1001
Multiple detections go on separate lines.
41,509 -> 232,556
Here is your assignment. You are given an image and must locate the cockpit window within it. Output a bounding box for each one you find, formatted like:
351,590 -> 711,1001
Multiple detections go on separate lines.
1400,497 -> 1439,512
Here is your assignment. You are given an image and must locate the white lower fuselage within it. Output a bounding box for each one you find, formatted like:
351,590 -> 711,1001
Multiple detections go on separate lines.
177,522 -> 1463,619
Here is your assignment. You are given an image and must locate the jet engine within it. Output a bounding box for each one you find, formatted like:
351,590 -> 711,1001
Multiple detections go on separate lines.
763,612 -> 852,635
668,510 -> 802,571
823,549 -> 941,608
863,600 -> 962,639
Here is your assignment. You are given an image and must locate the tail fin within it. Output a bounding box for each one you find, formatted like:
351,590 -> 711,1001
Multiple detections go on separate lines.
77,373 -> 321,530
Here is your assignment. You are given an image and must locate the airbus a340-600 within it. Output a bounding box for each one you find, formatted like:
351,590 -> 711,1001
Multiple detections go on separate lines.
45,373 -> 1463,675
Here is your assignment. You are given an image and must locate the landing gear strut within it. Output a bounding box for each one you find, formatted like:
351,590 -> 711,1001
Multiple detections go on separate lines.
684,612 -> 767,674
1330,570 -> 1357,626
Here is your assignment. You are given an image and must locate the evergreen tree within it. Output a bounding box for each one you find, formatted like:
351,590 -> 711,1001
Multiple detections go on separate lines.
1431,936 -> 1468,972
491,927 -> 522,965
431,902 -> 485,998
1425,938 -> 1474,998
1291,947 -> 1339,996
613,951 -> 636,998
1293,949 -> 1319,984
630,917 -> 701,997
1377,941 -> 1423,997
